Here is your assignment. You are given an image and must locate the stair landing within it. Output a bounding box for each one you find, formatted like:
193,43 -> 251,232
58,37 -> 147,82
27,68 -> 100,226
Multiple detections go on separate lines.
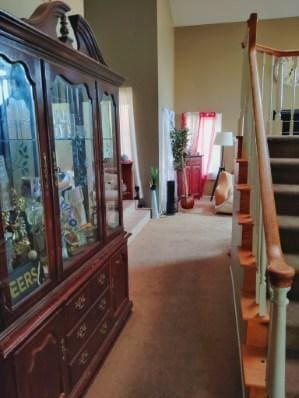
123,200 -> 151,245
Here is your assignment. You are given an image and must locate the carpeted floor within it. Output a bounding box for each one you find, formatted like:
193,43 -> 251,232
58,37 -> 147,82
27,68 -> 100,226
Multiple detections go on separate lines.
85,200 -> 243,398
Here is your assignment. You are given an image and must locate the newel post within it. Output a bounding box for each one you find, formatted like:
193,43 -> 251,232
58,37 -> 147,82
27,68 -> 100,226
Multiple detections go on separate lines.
267,267 -> 294,398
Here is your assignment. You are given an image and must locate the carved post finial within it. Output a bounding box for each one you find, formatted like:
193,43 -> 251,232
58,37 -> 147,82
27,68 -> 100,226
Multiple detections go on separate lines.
59,14 -> 73,46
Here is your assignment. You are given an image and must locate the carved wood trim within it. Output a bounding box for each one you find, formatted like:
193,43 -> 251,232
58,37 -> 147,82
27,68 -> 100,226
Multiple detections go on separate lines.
24,1 -> 70,40
69,15 -> 108,65
28,334 -> 57,373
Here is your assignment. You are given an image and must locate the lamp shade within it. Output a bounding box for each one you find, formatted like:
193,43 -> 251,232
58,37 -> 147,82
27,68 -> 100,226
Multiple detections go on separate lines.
214,132 -> 234,146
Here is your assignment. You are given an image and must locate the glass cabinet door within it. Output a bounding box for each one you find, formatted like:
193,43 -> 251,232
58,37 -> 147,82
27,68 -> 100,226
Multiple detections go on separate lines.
50,76 -> 99,266
100,93 -> 121,235
0,56 -> 49,306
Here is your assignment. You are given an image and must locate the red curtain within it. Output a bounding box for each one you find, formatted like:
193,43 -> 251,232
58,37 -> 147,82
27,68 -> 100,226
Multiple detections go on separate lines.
182,111 -> 217,189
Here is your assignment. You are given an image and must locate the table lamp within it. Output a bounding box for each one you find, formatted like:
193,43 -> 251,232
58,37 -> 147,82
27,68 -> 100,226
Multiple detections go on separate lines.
210,131 -> 234,201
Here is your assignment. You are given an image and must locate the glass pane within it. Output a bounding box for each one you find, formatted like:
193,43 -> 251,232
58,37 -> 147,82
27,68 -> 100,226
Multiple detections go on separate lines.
0,56 -> 49,306
101,94 -> 120,234
51,76 -> 99,265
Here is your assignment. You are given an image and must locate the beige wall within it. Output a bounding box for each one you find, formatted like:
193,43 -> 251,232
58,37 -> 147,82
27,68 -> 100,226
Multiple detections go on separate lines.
86,0 -> 158,205
175,17 -> 299,177
0,0 -> 84,17
157,0 -> 175,117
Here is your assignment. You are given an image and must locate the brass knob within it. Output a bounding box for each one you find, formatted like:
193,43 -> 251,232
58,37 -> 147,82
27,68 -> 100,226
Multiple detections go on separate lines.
100,321 -> 108,335
99,297 -> 107,311
78,350 -> 89,365
76,323 -> 88,339
74,294 -> 86,310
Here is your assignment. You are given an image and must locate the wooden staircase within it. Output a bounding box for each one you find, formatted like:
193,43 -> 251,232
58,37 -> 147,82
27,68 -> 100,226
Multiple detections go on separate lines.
268,136 -> 299,398
123,200 -> 151,244
236,135 -> 299,397
235,136 -> 268,398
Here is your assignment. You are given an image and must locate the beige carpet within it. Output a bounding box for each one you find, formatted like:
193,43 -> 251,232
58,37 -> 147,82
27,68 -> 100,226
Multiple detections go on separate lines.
85,199 -> 242,398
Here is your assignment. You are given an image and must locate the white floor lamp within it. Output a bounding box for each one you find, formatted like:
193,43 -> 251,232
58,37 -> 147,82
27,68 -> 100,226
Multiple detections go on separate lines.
210,131 -> 234,201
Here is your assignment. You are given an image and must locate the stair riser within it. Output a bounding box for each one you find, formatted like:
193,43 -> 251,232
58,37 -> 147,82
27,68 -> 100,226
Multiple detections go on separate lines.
246,320 -> 269,348
236,136 -> 243,159
271,164 -> 299,185
288,274 -> 299,302
280,228 -> 299,254
240,190 -> 250,214
242,224 -> 253,251
242,268 -> 256,294
268,140 -> 299,158
287,327 -> 299,355
274,193 -> 299,216
238,162 -> 248,184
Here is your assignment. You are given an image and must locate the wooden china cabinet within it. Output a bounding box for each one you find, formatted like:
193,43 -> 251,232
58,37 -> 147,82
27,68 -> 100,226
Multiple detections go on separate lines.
0,3 -> 132,397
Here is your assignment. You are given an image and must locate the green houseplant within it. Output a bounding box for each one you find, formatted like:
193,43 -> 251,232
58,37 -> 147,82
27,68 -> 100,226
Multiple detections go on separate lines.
170,127 -> 194,209
150,166 -> 159,218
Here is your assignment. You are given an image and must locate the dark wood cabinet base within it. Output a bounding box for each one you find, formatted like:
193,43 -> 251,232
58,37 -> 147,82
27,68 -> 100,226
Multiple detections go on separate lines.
69,299 -> 132,398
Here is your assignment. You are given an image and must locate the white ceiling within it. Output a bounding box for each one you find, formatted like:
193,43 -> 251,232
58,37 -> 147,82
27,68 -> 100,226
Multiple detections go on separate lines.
169,0 -> 299,27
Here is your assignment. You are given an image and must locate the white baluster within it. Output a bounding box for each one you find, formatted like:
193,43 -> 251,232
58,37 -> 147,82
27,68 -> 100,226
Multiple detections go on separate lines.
290,56 -> 298,135
258,222 -> 267,316
274,58 -> 284,135
239,50 -> 250,138
254,177 -> 261,305
261,52 -> 266,101
267,55 -> 275,135
267,286 -> 290,398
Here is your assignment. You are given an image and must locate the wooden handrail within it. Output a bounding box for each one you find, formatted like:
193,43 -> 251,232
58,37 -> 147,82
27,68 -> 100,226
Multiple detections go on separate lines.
256,44 -> 299,58
246,13 -> 295,288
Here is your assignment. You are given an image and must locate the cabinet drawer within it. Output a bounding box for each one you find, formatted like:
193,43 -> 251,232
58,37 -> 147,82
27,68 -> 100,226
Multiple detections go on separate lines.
111,246 -> 128,316
66,288 -> 110,360
91,262 -> 109,299
65,281 -> 94,331
68,312 -> 111,387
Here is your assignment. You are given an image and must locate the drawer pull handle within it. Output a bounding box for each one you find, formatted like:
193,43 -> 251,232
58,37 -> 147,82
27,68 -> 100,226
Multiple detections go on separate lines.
74,294 -> 86,310
115,260 -> 120,265
78,350 -> 89,365
76,323 -> 88,339
100,321 -> 108,335
97,272 -> 106,286
99,297 -> 107,311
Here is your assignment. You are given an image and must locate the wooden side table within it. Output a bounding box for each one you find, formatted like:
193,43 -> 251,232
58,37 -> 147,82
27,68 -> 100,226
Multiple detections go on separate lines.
177,155 -> 203,198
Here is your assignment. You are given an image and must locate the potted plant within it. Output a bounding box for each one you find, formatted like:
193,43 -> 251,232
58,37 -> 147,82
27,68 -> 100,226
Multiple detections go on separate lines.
150,166 -> 159,218
170,127 -> 194,209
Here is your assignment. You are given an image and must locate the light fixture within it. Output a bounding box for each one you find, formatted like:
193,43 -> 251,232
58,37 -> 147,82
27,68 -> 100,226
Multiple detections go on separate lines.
210,131 -> 234,201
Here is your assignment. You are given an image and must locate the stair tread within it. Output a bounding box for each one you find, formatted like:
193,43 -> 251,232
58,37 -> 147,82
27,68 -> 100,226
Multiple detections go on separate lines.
240,292 -> 269,322
237,183 -> 250,190
124,209 -> 151,236
283,254 -> 299,273
238,248 -> 256,268
242,345 -> 267,389
238,212 -> 253,225
271,158 -> 299,166
268,135 -> 299,141
278,215 -> 299,230
286,357 -> 299,397
274,184 -> 299,195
